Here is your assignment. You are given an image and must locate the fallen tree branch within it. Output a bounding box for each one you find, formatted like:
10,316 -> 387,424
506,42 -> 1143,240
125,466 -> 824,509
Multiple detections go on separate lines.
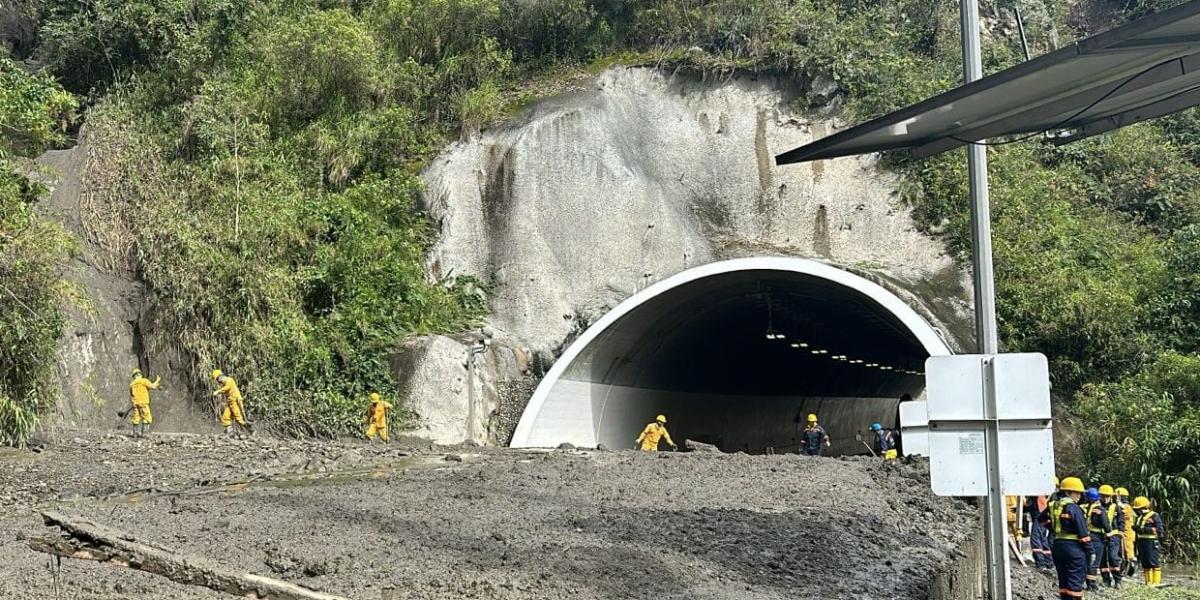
30,511 -> 351,600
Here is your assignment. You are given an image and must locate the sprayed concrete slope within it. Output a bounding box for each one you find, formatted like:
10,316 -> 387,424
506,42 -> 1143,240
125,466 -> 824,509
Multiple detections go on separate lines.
420,67 -> 974,446
422,66 -> 973,357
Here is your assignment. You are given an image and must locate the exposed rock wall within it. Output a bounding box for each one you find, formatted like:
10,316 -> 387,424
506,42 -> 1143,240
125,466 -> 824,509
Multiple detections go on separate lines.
423,67 -> 971,358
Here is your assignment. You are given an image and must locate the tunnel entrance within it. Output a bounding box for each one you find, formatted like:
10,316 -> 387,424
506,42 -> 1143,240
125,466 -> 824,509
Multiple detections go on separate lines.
510,258 -> 950,453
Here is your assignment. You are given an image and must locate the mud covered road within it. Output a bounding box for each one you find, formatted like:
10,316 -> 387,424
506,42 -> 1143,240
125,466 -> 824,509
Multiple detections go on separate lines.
1,432 -> 1058,599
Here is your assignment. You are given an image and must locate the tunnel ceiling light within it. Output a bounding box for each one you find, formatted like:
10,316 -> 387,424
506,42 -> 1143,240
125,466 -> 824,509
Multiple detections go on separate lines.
799,342 -> 809,348
818,349 -> 828,354
810,349 -> 821,354
852,359 -> 864,364
867,363 -> 878,367
790,342 -> 800,348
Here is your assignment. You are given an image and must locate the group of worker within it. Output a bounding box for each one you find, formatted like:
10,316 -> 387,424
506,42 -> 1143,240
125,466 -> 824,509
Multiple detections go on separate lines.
633,413 -> 899,459
125,368 -> 393,441
1033,476 -> 1166,599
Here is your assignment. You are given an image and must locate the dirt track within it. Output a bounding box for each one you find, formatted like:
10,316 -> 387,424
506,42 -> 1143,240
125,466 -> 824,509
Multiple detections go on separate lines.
1,432 -> 1065,599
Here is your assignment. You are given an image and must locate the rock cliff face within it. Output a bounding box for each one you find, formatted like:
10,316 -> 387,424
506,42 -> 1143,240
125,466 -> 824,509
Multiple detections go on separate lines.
423,67 -> 971,355
419,66 -> 973,443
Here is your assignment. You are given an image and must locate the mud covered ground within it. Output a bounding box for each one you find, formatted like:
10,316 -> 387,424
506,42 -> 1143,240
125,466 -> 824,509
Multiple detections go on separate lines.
1,432 -> 1065,599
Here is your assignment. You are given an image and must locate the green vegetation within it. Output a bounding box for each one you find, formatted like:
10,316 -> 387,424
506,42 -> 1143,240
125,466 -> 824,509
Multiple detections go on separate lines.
6,0 -> 1200,557
0,58 -> 76,445
1115,583 -> 1200,599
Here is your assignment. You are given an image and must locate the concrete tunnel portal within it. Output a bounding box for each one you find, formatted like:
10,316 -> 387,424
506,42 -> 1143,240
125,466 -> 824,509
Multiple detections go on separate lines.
510,258 -> 950,454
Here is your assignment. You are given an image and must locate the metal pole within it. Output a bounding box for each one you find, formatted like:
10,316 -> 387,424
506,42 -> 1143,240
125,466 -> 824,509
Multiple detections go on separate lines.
1015,5 -> 1031,61
960,0 -> 1010,598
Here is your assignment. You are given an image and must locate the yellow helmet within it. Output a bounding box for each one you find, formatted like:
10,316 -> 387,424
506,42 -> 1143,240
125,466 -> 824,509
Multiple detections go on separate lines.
131,367 -> 141,376
1132,496 -> 1151,509
370,392 -> 381,402
211,369 -> 222,380
655,414 -> 667,424
1099,484 -> 1115,496
1059,477 -> 1085,493
807,413 -> 818,423
1116,487 -> 1130,497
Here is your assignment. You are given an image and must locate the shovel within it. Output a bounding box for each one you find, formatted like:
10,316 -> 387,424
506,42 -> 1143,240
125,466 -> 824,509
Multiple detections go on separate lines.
855,432 -> 878,457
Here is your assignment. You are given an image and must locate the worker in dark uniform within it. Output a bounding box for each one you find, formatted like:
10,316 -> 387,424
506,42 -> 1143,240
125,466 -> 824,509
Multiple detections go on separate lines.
1081,487 -> 1110,592
870,422 -> 898,460
1098,485 -> 1125,588
1040,477 -> 1093,600
1027,494 -> 1054,571
800,413 -> 830,456
1132,496 -> 1165,586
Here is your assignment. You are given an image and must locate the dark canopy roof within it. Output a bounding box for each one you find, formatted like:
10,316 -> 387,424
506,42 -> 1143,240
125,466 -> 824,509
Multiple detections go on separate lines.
776,0 -> 1200,164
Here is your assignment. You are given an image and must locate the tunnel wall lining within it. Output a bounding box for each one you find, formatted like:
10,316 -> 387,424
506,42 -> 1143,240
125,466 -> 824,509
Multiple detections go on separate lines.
510,257 -> 953,448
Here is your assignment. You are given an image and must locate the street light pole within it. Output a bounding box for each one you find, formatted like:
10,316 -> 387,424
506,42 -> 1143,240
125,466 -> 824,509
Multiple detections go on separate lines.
959,0 -> 1010,598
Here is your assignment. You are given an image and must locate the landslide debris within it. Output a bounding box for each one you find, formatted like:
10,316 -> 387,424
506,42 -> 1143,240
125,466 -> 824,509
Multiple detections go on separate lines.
1,433 -> 984,599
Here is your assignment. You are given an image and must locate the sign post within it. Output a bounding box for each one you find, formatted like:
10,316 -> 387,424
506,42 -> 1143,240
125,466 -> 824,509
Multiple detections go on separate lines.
926,352 -> 1056,599
958,0 -> 1010,596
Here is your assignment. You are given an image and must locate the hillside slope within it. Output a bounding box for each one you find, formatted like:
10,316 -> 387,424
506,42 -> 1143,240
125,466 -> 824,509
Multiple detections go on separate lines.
4,0 -> 1200,557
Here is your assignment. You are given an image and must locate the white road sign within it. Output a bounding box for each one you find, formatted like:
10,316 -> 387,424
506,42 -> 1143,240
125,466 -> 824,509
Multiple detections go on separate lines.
926,353 -> 1055,497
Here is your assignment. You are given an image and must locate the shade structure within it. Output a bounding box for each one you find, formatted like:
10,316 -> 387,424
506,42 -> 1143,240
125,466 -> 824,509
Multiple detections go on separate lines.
776,0 -> 1200,163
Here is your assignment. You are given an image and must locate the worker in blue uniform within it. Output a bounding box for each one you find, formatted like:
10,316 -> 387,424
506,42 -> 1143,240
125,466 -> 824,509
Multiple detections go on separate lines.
1132,496 -> 1165,586
800,413 -> 830,456
1081,487 -> 1111,592
1098,484 -> 1125,588
870,422 -> 898,460
1040,477 -> 1093,600
1027,494 -> 1054,570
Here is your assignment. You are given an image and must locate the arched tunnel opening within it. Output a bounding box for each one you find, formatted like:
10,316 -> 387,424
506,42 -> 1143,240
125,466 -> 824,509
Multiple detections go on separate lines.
510,258 -> 949,454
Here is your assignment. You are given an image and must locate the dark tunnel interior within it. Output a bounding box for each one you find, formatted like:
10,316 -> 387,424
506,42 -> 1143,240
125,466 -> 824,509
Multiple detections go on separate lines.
513,266 -> 944,455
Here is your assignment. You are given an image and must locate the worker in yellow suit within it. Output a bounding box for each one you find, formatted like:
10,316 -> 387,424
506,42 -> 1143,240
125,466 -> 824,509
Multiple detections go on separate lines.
1115,486 -> 1137,569
365,392 -> 392,443
128,367 -> 160,437
636,414 -> 677,451
211,369 -> 249,436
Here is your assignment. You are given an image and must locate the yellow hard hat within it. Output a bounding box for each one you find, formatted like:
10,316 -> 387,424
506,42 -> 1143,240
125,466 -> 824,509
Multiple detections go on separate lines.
1132,496 -> 1151,509
807,413 -> 818,423
1099,484 -> 1115,496
655,414 -> 667,423
211,369 -> 222,379
1059,477 -> 1085,493
370,392 -> 381,402
1116,487 -> 1130,497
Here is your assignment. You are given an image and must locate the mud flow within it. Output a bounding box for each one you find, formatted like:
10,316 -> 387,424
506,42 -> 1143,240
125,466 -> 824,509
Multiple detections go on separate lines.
2,433 -> 1085,599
